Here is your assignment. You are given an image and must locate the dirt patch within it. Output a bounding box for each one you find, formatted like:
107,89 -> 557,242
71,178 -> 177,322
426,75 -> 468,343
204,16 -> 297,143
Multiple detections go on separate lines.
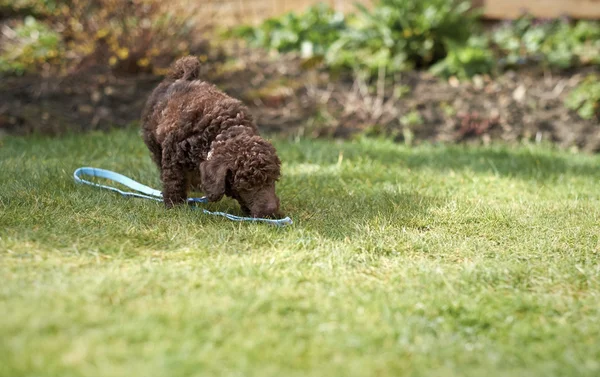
0,71 -> 159,135
1,44 -> 599,152
214,45 -> 600,152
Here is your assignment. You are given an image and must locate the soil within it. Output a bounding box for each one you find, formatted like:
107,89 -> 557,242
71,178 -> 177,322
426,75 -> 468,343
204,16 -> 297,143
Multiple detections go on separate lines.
1,43 -> 599,152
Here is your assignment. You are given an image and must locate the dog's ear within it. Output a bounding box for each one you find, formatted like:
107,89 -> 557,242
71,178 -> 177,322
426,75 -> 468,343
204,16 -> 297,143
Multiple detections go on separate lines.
200,159 -> 228,202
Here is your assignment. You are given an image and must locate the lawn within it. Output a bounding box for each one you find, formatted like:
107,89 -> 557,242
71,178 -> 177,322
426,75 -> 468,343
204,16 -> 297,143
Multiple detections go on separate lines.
1,128 -> 599,377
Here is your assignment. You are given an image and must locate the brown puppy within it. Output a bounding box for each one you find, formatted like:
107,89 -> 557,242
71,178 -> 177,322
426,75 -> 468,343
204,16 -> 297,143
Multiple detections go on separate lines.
141,56 -> 282,218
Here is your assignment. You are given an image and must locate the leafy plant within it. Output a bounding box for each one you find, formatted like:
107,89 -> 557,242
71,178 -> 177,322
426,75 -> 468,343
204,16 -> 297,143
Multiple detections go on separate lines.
565,75 -> 600,120
234,0 -> 479,78
233,3 -> 347,59
492,16 -> 600,69
326,0 -> 478,76
430,36 -> 494,79
400,110 -> 424,127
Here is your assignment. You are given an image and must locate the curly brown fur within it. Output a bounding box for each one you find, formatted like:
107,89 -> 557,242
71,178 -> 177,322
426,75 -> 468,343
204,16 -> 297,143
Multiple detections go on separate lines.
141,56 -> 282,217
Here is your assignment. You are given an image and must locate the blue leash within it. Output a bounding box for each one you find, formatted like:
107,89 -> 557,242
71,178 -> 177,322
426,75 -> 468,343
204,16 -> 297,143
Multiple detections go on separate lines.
73,167 -> 293,226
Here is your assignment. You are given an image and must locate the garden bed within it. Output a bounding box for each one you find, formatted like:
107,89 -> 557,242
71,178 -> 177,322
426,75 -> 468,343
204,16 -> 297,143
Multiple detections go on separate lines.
1,0 -> 599,152
2,47 -> 599,152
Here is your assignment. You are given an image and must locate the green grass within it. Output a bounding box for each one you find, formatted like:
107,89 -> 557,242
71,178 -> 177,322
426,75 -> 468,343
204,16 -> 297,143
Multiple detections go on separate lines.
1,128 -> 599,377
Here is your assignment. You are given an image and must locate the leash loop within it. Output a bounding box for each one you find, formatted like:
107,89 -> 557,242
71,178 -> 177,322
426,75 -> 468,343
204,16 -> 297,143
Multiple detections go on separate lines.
73,167 -> 292,227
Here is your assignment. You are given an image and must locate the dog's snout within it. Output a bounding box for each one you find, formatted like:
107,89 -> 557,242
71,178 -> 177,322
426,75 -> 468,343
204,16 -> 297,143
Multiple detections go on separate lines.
264,201 -> 279,215
252,200 -> 280,218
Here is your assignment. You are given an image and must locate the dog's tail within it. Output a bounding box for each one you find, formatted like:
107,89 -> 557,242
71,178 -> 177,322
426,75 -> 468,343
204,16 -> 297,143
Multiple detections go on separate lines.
167,56 -> 201,81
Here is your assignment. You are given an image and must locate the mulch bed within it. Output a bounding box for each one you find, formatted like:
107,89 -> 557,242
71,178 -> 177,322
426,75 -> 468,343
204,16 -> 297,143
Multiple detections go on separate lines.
1,44 -> 599,152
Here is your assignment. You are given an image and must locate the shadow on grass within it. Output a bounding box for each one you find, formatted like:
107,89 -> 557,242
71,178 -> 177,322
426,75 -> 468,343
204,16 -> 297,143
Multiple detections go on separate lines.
276,140 -> 600,241
281,139 -> 600,182
3,134 -> 599,252
280,172 -> 445,241
401,148 -> 599,181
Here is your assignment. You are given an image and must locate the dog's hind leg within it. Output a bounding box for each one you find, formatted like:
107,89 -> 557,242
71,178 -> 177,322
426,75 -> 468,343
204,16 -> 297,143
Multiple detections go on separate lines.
160,140 -> 188,208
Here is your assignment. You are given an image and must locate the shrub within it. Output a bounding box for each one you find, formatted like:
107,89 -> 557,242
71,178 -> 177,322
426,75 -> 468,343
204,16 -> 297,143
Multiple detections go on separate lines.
56,0 -> 201,74
0,15 -> 63,75
0,0 -> 61,17
1,0 -> 206,76
565,75 -> 600,120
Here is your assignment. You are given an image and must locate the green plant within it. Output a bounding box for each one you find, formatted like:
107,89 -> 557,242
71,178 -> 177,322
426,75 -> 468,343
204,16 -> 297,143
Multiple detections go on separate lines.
430,36 -> 494,79
326,0 -> 478,76
567,21 -> 600,65
233,3 -> 347,59
233,0 -> 479,78
400,110 -> 424,127
566,75 -> 600,120
492,16 -> 600,70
